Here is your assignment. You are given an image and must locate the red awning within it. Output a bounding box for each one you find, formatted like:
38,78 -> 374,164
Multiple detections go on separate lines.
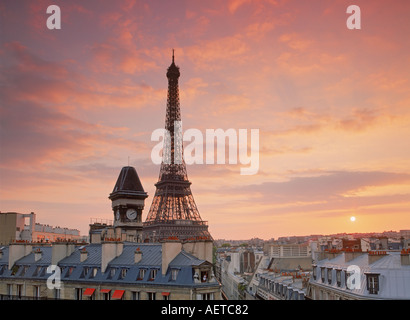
100,289 -> 111,293
83,288 -> 95,296
112,290 -> 125,299
161,292 -> 170,296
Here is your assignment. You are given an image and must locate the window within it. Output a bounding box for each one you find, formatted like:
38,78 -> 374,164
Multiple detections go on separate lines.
171,268 -> 179,281
147,292 -> 156,300
90,268 -> 98,278
320,267 -> 325,283
327,268 -> 332,284
65,266 -> 75,278
312,266 -> 317,280
132,291 -> 141,300
7,284 -> 12,297
75,288 -> 83,300
336,270 -> 342,287
11,265 -> 19,276
54,288 -> 61,300
366,274 -> 380,295
33,266 -> 42,277
137,268 -> 146,280
33,286 -> 40,299
20,266 -> 29,277
17,284 -> 23,299
107,268 -> 116,279
149,268 -> 158,281
162,292 -> 170,300
120,268 -> 128,279
80,267 -> 89,278
102,291 -> 111,300
201,270 -> 209,282
198,293 -> 214,300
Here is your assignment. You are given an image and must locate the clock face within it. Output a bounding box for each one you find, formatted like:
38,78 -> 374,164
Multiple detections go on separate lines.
126,208 -> 137,220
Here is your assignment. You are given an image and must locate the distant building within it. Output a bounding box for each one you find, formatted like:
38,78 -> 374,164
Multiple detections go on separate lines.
220,257 -> 246,300
268,243 -> 311,259
0,212 -> 81,245
400,230 -> 410,239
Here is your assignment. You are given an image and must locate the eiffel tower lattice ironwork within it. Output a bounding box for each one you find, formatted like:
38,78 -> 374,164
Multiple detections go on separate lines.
143,51 -> 211,242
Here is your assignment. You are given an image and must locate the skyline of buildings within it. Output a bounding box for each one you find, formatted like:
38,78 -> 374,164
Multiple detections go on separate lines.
1,1 -> 410,240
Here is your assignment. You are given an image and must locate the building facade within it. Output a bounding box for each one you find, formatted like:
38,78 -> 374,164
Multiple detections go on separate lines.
307,249 -> 410,300
0,240 -> 221,300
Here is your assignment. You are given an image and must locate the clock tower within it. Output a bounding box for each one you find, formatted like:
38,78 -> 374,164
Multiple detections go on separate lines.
109,166 -> 148,242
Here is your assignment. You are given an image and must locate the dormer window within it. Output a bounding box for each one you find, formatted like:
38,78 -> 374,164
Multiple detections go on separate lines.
107,267 -> 116,279
336,269 -> 342,287
120,268 -> 128,279
312,265 -> 317,280
80,267 -> 89,278
201,270 -> 209,282
90,267 -> 98,278
64,266 -> 75,278
171,268 -> 179,281
327,268 -> 332,284
33,266 -> 42,276
320,267 -> 325,283
149,268 -> 158,281
137,268 -> 146,280
366,273 -> 380,295
20,266 -> 29,277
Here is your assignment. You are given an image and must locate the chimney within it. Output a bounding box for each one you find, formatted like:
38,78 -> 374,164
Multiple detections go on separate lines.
34,248 -> 42,262
344,250 -> 363,263
51,241 -> 75,265
101,240 -> 123,273
161,240 -> 182,276
400,249 -> 410,266
326,249 -> 342,260
182,239 -> 213,263
134,247 -> 142,263
8,242 -> 33,270
80,248 -> 88,262
368,250 -> 388,264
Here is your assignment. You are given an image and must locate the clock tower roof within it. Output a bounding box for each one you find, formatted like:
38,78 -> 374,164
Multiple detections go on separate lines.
109,166 -> 148,201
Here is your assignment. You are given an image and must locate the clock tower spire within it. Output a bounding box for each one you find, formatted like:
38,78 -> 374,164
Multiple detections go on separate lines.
109,166 -> 148,242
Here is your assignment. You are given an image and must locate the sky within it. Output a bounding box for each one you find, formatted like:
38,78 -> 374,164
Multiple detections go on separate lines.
1,0 -> 410,240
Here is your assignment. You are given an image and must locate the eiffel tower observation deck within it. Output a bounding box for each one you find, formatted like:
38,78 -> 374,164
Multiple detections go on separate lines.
143,51 -> 212,242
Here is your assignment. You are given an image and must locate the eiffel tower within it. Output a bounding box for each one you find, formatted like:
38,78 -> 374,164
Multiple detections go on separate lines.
142,51 -> 212,242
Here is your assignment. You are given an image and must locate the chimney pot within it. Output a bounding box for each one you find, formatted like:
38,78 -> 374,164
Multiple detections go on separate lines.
135,248 -> 142,263
34,248 -> 42,262
80,248 -> 88,262
401,251 -> 410,266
